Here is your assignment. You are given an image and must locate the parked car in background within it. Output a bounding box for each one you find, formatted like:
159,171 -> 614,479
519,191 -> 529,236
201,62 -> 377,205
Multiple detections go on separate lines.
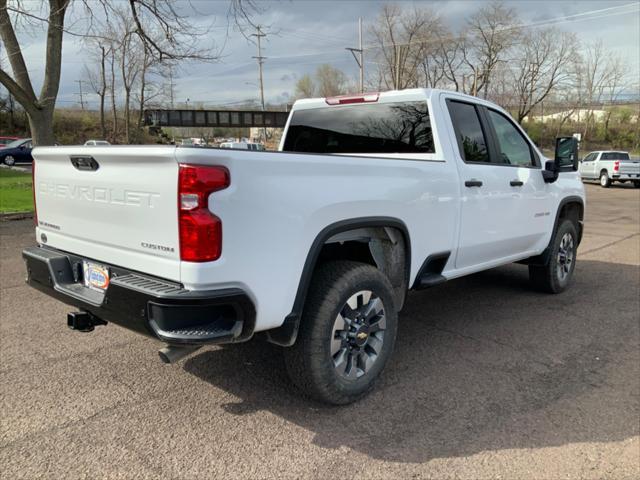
579,151 -> 640,188
0,136 -> 20,148
0,138 -> 33,165
219,141 -> 265,151
84,140 -> 111,146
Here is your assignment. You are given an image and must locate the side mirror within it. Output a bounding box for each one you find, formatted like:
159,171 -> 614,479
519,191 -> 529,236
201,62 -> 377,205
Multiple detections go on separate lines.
554,136 -> 579,172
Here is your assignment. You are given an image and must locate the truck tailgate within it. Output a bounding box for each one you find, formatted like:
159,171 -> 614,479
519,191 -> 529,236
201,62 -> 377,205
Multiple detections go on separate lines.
32,146 -> 181,281
619,160 -> 640,176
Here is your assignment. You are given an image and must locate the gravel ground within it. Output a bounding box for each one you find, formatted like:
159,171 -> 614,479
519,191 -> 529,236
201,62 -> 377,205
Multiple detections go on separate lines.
1,182 -> 638,479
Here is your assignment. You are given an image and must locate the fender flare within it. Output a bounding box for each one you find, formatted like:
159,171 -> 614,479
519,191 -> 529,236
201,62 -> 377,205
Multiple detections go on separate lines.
526,195 -> 584,266
264,216 -> 411,347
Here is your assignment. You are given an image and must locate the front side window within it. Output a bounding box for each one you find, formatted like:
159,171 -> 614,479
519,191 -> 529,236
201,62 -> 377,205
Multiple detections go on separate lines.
487,110 -> 534,167
583,153 -> 596,162
282,101 -> 435,154
447,101 -> 489,163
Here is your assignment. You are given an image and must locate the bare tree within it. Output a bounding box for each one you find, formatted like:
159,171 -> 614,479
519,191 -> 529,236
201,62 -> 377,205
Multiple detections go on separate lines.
84,42 -> 111,138
136,52 -> 171,130
315,64 -> 348,97
0,0 -> 68,145
510,28 -> 578,123
294,74 -> 315,99
577,40 -> 627,140
369,4 -> 443,90
461,0 -> 520,97
0,0 -> 250,145
435,36 -> 465,92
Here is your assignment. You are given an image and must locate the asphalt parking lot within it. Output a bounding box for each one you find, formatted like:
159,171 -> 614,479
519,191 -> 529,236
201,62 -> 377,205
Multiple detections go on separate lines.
1,183 -> 638,479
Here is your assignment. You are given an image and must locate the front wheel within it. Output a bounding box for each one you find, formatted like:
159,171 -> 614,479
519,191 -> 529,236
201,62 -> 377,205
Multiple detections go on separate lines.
284,261 -> 398,405
529,219 -> 578,294
633,181 -> 640,188
3,155 -> 15,166
600,171 -> 611,188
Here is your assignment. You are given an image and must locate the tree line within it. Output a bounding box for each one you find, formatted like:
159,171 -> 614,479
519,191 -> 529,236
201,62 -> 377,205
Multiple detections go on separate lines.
295,1 -> 637,147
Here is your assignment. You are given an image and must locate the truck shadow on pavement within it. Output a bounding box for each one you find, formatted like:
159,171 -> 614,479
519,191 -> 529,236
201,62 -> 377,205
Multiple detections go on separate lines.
184,260 -> 639,463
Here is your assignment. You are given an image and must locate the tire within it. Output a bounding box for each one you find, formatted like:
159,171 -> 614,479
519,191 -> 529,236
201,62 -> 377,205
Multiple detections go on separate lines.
633,181 -> 640,188
3,155 -> 15,166
599,170 -> 611,188
529,219 -> 578,294
284,261 -> 398,405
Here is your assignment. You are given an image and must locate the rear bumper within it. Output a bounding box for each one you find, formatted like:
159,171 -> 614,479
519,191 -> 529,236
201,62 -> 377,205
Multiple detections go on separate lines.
612,174 -> 640,181
22,246 -> 255,345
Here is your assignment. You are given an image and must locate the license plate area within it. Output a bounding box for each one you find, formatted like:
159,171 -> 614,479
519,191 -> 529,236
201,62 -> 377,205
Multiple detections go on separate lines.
83,261 -> 110,291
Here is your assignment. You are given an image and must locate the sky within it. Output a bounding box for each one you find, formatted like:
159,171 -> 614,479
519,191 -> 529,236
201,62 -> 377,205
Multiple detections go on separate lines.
5,0 -> 640,108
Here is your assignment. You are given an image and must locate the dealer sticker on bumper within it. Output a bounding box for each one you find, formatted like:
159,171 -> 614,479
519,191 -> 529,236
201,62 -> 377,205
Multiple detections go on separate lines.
83,261 -> 110,291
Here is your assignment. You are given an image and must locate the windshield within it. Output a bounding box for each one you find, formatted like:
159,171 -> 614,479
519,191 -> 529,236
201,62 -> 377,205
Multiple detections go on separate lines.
283,101 -> 435,154
601,152 -> 630,160
3,139 -> 27,148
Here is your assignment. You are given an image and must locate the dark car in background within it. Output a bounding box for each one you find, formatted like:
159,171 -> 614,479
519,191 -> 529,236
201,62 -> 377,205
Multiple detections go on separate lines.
0,136 -> 21,148
0,138 -> 33,166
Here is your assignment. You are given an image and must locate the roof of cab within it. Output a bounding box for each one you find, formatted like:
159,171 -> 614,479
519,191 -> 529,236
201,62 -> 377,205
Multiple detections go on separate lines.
289,88 -> 504,112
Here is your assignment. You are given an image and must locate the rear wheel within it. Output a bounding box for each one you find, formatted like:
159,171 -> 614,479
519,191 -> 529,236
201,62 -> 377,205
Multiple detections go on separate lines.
600,170 -> 611,188
3,155 -> 15,166
633,181 -> 640,188
284,261 -> 398,405
529,219 -> 578,294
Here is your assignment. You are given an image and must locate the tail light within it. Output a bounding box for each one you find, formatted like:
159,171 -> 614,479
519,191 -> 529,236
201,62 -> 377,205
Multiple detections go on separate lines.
178,164 -> 230,262
32,160 -> 38,227
614,161 -> 620,172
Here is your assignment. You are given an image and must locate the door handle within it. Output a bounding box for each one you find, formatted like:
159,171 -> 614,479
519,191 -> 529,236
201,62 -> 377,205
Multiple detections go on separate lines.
510,180 -> 524,187
464,179 -> 483,187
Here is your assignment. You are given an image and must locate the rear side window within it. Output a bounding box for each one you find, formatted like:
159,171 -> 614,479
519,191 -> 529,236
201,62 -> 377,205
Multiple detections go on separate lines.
447,101 -> 489,163
487,110 -> 534,166
282,101 -> 435,154
601,152 -> 629,160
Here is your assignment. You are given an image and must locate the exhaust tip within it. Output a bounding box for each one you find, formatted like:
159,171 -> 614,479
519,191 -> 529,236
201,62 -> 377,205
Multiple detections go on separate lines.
158,345 -> 201,364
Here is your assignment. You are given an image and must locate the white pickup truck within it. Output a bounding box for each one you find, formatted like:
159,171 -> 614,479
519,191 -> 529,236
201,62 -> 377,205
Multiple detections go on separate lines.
578,150 -> 640,188
24,89 -> 585,404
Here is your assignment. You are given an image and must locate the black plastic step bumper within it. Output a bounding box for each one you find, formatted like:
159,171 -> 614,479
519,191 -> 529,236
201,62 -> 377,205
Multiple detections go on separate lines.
22,246 -> 255,345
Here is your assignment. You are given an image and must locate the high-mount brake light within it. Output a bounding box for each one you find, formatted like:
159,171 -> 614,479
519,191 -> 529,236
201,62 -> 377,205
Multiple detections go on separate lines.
325,93 -> 380,105
178,164 -> 230,262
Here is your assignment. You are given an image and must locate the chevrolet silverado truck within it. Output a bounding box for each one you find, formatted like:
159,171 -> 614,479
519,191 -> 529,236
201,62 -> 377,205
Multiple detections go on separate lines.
23,89 -> 585,404
578,150 -> 640,188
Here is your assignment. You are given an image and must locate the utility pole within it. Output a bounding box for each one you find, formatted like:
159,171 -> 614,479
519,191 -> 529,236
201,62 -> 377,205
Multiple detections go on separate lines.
75,79 -> 85,110
168,68 -> 175,108
251,25 -> 267,142
346,17 -> 364,93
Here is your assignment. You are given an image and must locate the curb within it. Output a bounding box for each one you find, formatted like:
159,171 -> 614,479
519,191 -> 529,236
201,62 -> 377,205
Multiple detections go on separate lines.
0,164 -> 31,173
0,211 -> 34,222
